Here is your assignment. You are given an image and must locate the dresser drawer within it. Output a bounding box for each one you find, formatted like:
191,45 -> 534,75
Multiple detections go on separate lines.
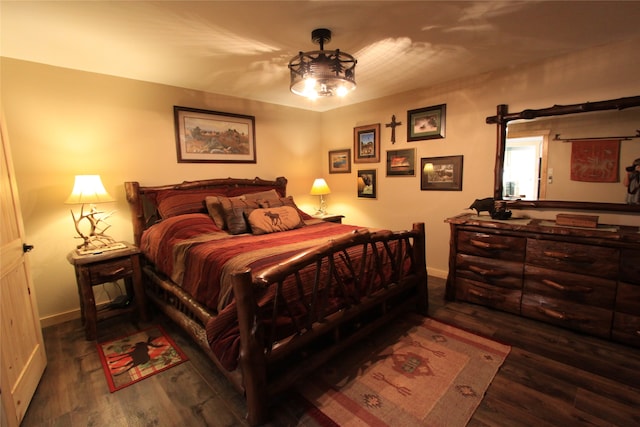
521,293 -> 613,339
615,281 -> 640,314
456,253 -> 523,290
456,277 -> 522,314
457,231 -> 525,262
524,265 -> 616,309
611,312 -> 640,347
620,249 -> 640,285
89,257 -> 134,285
526,239 -> 619,279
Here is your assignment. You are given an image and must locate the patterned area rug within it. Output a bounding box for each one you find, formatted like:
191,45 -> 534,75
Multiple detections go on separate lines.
96,325 -> 188,392
296,314 -> 510,426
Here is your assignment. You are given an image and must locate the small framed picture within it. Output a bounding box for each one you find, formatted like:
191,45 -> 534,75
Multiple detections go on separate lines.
174,106 -> 256,163
386,148 -> 416,176
354,124 -> 381,163
357,169 -> 377,198
328,149 -> 351,174
420,155 -> 463,191
407,104 -> 446,141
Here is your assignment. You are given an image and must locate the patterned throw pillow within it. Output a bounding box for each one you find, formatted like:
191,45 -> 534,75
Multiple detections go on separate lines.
218,197 -> 261,234
246,206 -> 305,235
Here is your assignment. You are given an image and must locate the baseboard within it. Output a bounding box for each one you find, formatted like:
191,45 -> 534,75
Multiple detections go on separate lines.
40,309 -> 80,328
427,267 -> 448,280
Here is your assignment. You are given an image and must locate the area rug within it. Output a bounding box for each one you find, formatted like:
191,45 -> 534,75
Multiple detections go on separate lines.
296,314 -> 510,426
96,325 -> 188,392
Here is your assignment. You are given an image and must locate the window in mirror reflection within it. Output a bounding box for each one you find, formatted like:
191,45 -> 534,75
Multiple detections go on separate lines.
504,136 -> 545,200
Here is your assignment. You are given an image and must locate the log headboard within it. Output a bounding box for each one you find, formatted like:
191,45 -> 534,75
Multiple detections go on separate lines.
124,176 -> 288,246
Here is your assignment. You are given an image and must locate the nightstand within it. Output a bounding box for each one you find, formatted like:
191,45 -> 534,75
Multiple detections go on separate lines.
67,242 -> 147,340
312,214 -> 344,224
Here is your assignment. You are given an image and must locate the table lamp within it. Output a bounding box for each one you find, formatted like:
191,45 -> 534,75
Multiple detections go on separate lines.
65,175 -> 116,250
310,178 -> 331,215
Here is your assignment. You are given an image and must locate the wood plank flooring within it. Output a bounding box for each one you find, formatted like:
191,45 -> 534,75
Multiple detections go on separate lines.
21,277 -> 639,426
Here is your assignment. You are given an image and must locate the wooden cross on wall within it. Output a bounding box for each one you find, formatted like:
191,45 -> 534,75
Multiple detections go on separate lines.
385,115 -> 402,144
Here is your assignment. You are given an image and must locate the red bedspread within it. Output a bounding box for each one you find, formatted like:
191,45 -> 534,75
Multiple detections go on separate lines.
141,213 -> 369,370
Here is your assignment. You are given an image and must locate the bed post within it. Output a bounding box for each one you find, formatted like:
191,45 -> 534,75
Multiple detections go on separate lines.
412,222 -> 429,314
232,268 -> 268,426
124,181 -> 144,247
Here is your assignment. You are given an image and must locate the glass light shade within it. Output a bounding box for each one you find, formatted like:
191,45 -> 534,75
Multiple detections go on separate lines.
310,178 -> 331,195
65,175 -> 114,204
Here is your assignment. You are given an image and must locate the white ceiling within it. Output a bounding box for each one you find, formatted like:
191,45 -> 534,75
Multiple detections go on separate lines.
3,1 -> 640,112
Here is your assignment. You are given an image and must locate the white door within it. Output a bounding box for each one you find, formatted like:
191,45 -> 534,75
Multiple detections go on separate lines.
0,111 -> 47,427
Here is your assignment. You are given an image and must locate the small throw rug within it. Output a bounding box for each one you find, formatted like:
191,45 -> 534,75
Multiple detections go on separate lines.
97,325 -> 188,392
296,314 -> 510,426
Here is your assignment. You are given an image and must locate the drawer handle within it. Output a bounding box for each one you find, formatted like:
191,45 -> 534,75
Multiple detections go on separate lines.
537,305 -> 588,323
541,279 -> 593,294
468,264 -> 506,278
99,267 -> 126,277
470,239 -> 509,250
542,251 -> 594,264
468,288 -> 505,302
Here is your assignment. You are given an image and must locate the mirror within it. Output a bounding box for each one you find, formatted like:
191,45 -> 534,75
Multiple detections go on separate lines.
487,96 -> 640,213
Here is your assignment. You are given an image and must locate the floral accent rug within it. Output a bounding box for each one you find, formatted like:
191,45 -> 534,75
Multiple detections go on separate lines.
296,314 -> 510,426
97,325 -> 188,392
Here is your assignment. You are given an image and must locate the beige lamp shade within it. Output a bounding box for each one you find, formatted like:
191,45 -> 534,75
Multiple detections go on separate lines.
65,175 -> 114,204
310,178 -> 331,195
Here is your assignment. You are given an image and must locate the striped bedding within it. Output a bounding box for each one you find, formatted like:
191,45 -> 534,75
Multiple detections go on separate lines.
140,213 -> 371,369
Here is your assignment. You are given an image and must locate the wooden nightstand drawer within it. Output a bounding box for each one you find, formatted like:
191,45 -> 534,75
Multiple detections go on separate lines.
89,257 -> 134,284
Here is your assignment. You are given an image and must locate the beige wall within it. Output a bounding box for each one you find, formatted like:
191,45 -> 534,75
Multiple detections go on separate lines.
2,36 -> 640,324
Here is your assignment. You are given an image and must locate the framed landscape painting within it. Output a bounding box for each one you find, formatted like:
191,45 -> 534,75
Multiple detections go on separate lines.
328,149 -> 351,174
420,155 -> 463,191
357,169 -> 377,198
354,124 -> 380,163
174,106 -> 256,163
407,104 -> 446,141
386,148 -> 416,176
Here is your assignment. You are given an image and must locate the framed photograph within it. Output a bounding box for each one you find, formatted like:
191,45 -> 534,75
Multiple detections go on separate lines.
386,148 -> 416,176
174,106 -> 256,163
328,149 -> 351,174
354,123 -> 381,163
420,155 -> 463,191
357,169 -> 377,198
407,104 -> 446,141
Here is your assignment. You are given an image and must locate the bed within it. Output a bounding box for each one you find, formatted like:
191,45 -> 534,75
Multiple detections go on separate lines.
124,176 -> 427,425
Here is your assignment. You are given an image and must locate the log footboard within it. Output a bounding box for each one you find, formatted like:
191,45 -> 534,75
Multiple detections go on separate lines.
233,223 -> 427,426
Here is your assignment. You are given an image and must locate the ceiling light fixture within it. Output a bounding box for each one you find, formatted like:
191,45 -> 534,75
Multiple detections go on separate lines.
288,28 -> 357,100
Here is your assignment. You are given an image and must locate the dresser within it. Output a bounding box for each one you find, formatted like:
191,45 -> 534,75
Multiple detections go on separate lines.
446,214 -> 640,347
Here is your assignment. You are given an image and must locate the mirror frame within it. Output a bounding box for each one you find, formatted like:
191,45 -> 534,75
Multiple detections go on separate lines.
487,95 -> 640,213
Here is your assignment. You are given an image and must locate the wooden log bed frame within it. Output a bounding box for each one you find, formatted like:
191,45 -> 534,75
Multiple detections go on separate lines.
124,176 -> 428,425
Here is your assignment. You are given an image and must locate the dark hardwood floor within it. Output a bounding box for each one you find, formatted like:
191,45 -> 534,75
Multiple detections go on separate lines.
22,277 -> 639,426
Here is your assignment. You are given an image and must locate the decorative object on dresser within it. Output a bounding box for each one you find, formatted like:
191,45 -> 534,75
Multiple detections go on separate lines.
124,176 -> 427,426
309,178 -> 331,215
67,242 -> 147,340
445,213 -> 640,348
65,174 -> 117,251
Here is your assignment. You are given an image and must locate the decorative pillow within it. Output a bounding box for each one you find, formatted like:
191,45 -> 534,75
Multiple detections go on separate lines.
156,189 -> 224,218
205,196 -> 226,229
246,206 -> 305,235
258,196 -> 313,220
218,197 -> 261,234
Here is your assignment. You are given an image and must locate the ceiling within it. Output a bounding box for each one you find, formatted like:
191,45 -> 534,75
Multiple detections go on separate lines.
3,1 -> 640,112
